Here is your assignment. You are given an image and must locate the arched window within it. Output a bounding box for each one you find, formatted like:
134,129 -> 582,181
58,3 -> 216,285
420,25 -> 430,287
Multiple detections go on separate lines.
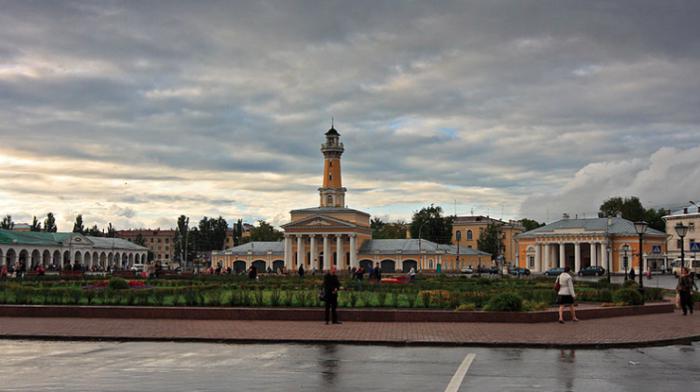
467,230 -> 473,240
326,195 -> 333,205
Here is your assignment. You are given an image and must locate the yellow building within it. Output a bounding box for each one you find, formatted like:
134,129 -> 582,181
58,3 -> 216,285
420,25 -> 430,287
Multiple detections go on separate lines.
212,126 -> 490,273
516,216 -> 667,274
451,216 -> 523,266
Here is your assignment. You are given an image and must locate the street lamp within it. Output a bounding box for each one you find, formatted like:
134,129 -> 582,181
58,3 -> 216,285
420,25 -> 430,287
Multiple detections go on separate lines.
634,221 -> 648,302
675,222 -> 689,269
456,230 -> 461,273
622,244 -> 630,281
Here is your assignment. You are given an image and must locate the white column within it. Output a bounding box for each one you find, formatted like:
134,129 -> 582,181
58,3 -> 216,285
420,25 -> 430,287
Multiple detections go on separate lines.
309,235 -> 317,271
590,242 -> 597,267
534,243 -> 541,272
559,243 -> 565,268
336,234 -> 344,269
599,243 -> 606,270
284,235 -> 292,270
574,242 -> 581,272
349,234 -> 357,269
296,235 -> 304,269
323,235 -> 330,271
543,243 -> 550,270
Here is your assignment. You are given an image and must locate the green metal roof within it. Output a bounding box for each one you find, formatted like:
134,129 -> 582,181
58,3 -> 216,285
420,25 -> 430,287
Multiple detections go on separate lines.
0,229 -> 146,250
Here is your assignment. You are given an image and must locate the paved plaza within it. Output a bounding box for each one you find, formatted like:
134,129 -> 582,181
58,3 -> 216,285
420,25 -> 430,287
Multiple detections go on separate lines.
1,340 -> 698,391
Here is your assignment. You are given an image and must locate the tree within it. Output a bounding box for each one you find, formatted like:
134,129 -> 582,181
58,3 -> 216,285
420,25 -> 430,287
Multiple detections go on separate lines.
409,205 -> 454,244
175,215 -> 190,263
477,222 -> 503,261
86,225 -> 103,236
72,214 -> 85,234
134,233 -> 146,246
211,216 -> 229,250
599,196 -> 669,232
249,220 -> 283,241
233,219 -> 244,246
372,218 -> 408,239
43,212 -> 57,232
0,215 -> 14,230
30,216 -> 42,232
519,218 -> 545,232
106,223 -> 116,238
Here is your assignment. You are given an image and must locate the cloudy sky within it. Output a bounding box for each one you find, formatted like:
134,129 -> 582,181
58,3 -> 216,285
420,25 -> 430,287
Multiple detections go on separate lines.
1,0 -> 699,231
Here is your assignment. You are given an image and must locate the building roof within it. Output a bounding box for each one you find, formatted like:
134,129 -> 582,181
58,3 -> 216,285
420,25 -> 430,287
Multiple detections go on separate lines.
290,206 -> 370,217
453,215 -> 524,228
359,239 -> 491,256
325,126 -> 339,136
213,241 -> 285,256
666,203 -> 700,217
516,217 -> 666,239
0,229 -> 147,251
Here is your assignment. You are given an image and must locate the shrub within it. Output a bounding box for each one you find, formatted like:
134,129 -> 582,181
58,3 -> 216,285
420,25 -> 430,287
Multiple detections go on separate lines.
406,291 -> 417,308
643,288 -> 664,302
348,291 -> 358,307
253,289 -> 264,306
109,277 -> 129,290
612,288 -> 643,305
449,292 -> 461,309
283,290 -> 294,306
270,288 -> 281,306
377,291 -> 387,307
419,291 -> 431,308
456,303 -> 476,311
390,290 -> 399,308
622,280 -> 639,289
152,289 -> 167,306
522,300 -> 548,311
483,292 -> 523,312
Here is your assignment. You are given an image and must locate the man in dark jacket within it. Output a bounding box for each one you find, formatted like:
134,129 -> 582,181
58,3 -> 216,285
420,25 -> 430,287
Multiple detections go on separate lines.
323,267 -> 341,324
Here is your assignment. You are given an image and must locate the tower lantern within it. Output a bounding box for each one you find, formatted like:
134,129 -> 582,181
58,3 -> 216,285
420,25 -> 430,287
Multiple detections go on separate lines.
319,124 -> 346,207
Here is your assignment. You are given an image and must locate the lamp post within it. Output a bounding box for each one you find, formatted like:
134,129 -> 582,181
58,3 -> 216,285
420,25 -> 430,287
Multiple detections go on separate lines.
634,221 -> 648,303
674,222 -> 689,269
622,244 -> 630,281
456,230 -> 461,273
605,216 -> 612,283
418,221 -> 427,270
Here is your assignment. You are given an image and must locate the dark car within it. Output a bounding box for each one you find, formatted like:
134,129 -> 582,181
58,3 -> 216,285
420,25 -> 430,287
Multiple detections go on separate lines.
476,266 -> 499,274
508,267 -> 531,276
578,265 -> 605,276
544,267 -> 565,276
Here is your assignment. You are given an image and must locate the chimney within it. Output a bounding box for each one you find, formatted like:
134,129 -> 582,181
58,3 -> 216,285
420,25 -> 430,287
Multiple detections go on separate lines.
684,208 -> 688,214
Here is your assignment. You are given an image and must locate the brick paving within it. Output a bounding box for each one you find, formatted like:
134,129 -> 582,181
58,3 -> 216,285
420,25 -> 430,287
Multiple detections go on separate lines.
1,310 -> 698,347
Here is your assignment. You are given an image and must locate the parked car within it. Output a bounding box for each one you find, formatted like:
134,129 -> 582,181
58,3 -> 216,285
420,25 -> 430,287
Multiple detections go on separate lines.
544,267 -> 565,276
460,266 -> 474,274
508,267 -> 531,276
476,266 -> 498,274
578,265 -> 605,276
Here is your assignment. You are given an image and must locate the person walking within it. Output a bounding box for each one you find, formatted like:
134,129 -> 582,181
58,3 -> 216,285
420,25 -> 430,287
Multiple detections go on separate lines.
629,267 -> 635,281
408,266 -> 416,282
556,266 -> 578,323
322,267 -> 341,324
298,264 -> 305,278
677,267 -> 695,316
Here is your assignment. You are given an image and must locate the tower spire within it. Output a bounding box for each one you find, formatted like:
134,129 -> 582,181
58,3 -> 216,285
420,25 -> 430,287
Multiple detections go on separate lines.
319,124 -> 346,208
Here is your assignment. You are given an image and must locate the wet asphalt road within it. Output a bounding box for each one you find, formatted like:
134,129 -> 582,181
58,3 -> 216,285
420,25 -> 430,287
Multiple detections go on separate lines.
0,340 -> 698,391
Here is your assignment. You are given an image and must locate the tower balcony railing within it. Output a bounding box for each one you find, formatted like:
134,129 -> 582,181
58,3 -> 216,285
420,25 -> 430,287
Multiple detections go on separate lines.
321,142 -> 344,150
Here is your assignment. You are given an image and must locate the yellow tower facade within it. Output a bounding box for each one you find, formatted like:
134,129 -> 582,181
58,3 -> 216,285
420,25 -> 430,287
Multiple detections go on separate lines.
319,126 -> 346,208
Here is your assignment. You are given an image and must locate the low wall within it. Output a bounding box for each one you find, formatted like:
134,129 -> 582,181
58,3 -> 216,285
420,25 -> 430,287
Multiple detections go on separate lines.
0,302 -> 674,323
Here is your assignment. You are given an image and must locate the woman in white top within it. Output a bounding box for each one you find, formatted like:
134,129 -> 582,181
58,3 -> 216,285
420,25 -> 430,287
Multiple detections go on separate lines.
556,266 -> 579,323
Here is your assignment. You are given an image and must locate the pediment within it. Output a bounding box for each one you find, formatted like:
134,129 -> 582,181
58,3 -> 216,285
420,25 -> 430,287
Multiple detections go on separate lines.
282,214 -> 356,229
61,234 -> 94,247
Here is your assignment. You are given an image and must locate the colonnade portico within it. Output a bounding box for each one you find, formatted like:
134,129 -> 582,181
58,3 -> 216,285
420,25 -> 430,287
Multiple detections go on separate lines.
527,240 -> 609,273
283,233 -> 358,271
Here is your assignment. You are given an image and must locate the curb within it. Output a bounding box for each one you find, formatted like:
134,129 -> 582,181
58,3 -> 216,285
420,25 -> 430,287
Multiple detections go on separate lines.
1,333 -> 698,349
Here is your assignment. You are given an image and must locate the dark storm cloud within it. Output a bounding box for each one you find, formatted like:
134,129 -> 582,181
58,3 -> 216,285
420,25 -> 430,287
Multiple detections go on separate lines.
1,0 -> 699,224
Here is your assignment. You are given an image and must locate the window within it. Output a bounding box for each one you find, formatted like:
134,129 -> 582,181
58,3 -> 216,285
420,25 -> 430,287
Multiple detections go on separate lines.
329,161 -> 332,167
456,230 -> 461,241
467,245 -> 472,249
329,174 -> 332,181
467,230 -> 473,240
150,238 -> 154,243
689,223 -> 695,231
165,254 -> 169,259
165,238 -> 169,243
157,238 -> 161,243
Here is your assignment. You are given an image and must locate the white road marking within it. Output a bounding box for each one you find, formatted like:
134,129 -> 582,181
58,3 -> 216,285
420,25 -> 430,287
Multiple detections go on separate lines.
444,353 -> 476,392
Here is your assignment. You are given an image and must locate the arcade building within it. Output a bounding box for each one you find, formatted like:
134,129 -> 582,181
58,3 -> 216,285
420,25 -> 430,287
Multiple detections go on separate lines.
211,126 -> 490,273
